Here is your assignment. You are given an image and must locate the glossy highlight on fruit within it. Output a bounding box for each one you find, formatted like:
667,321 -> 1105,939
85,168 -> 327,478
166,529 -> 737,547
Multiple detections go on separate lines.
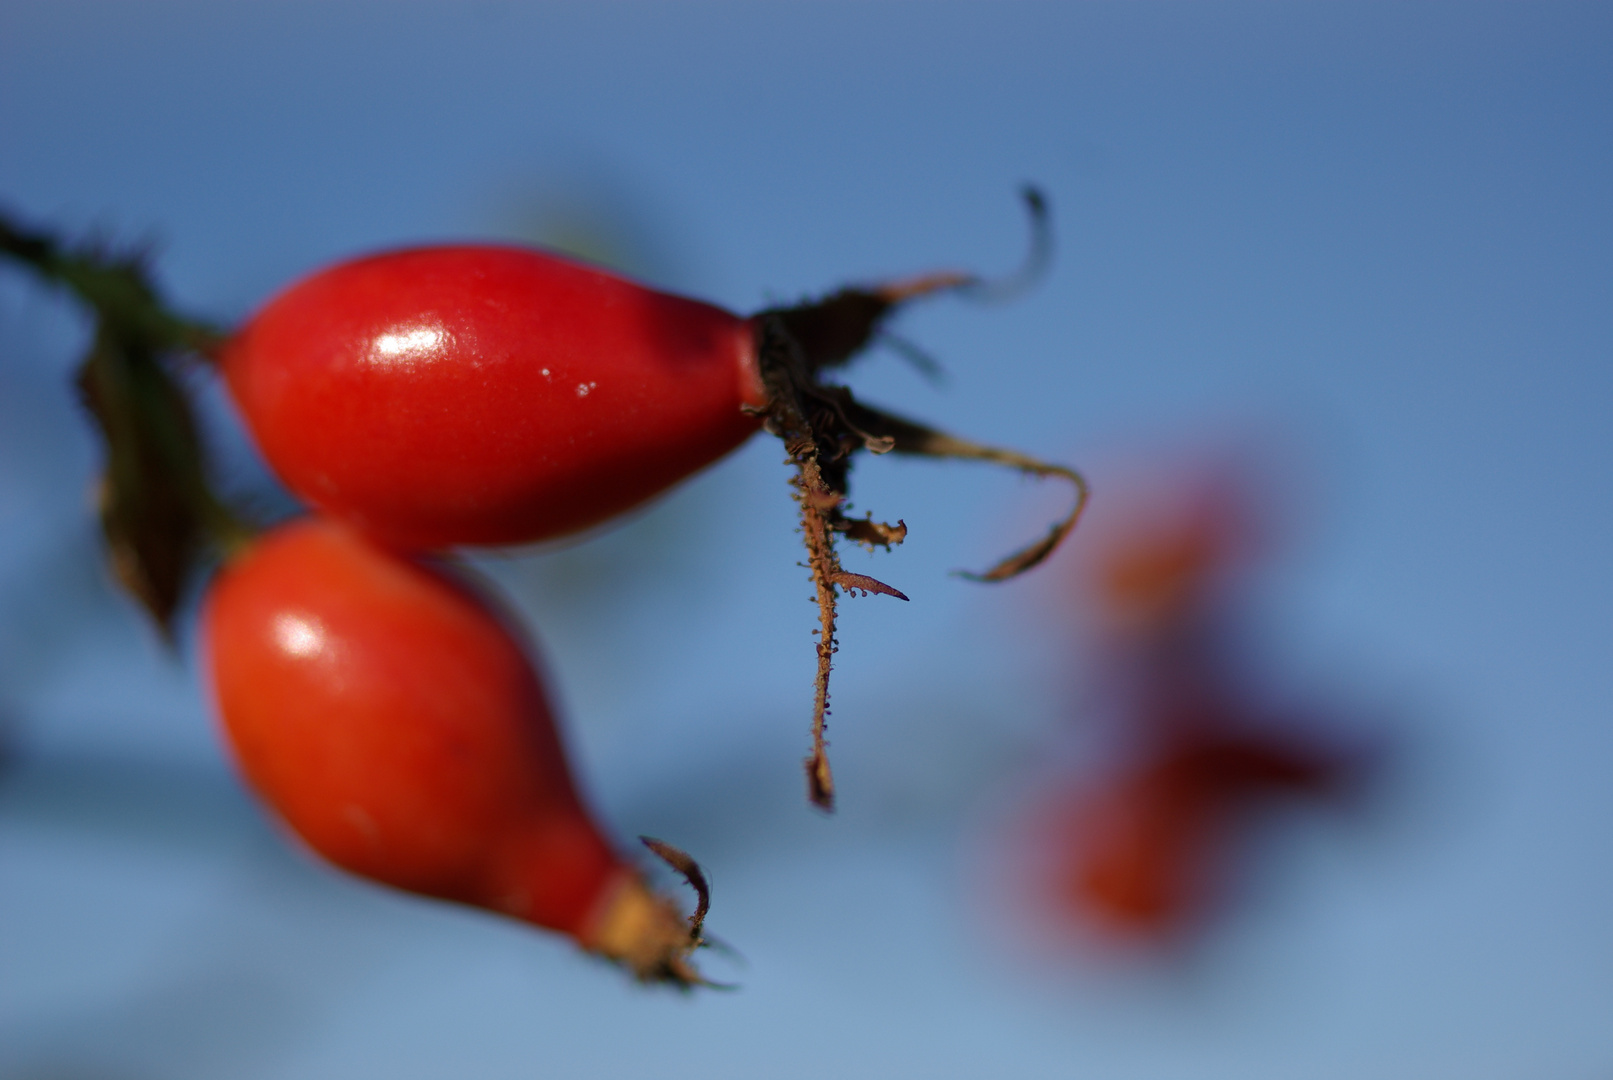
203,517 -> 705,982
223,246 -> 766,550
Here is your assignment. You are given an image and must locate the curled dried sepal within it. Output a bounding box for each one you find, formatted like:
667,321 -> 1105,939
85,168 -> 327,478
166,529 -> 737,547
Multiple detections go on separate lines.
948,184 -> 1053,305
640,836 -> 711,942
829,397 -> 1091,582
865,186 -> 1050,307
579,837 -> 733,990
763,185 -> 1052,377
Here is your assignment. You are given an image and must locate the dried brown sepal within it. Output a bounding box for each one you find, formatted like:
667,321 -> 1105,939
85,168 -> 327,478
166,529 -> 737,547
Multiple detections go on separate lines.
837,514 -> 908,550
828,396 -> 1091,582
640,835 -> 711,942
586,837 -> 736,990
950,184 -> 1052,305
750,188 -> 1080,811
873,269 -> 977,304
760,185 -> 1051,376
586,874 -> 711,989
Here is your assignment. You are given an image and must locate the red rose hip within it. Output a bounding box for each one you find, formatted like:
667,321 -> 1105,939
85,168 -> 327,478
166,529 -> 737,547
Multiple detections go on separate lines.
222,246 -> 766,550
203,517 -> 708,982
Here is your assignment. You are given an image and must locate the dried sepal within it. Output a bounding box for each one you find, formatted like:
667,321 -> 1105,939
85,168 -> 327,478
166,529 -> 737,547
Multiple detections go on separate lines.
640,836 -> 711,942
948,184 -> 1052,305
760,185 -> 1052,376
837,514 -> 908,550
751,188 -> 1083,811
625,837 -> 735,990
829,396 -> 1091,581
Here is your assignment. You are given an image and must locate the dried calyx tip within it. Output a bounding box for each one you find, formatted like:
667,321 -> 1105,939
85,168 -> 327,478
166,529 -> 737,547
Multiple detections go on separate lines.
764,186 -> 1053,378
582,837 -> 733,990
640,836 -> 711,941
750,185 -> 1083,813
876,185 -> 1051,308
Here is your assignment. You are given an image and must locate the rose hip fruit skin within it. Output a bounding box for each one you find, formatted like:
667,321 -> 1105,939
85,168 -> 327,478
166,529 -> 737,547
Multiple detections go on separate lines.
203,517 -> 696,978
222,246 -> 766,551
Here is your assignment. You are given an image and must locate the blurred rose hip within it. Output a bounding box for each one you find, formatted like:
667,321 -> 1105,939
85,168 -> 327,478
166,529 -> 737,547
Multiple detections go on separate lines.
203,517 -> 711,984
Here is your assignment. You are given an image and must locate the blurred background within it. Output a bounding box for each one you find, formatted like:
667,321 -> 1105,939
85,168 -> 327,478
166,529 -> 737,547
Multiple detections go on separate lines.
2,2 -> 1610,1076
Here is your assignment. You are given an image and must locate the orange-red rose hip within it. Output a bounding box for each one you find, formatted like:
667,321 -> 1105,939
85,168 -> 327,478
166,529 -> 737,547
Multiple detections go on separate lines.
222,246 -> 766,550
203,517 -> 703,982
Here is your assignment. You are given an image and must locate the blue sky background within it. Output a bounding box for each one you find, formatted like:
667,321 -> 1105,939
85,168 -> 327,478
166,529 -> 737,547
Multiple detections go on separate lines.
2,2 -> 1610,1076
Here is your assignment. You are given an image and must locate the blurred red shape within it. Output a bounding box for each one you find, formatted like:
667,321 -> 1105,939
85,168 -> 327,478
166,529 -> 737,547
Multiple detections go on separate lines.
1056,729 -> 1357,936
1015,462 -> 1375,946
